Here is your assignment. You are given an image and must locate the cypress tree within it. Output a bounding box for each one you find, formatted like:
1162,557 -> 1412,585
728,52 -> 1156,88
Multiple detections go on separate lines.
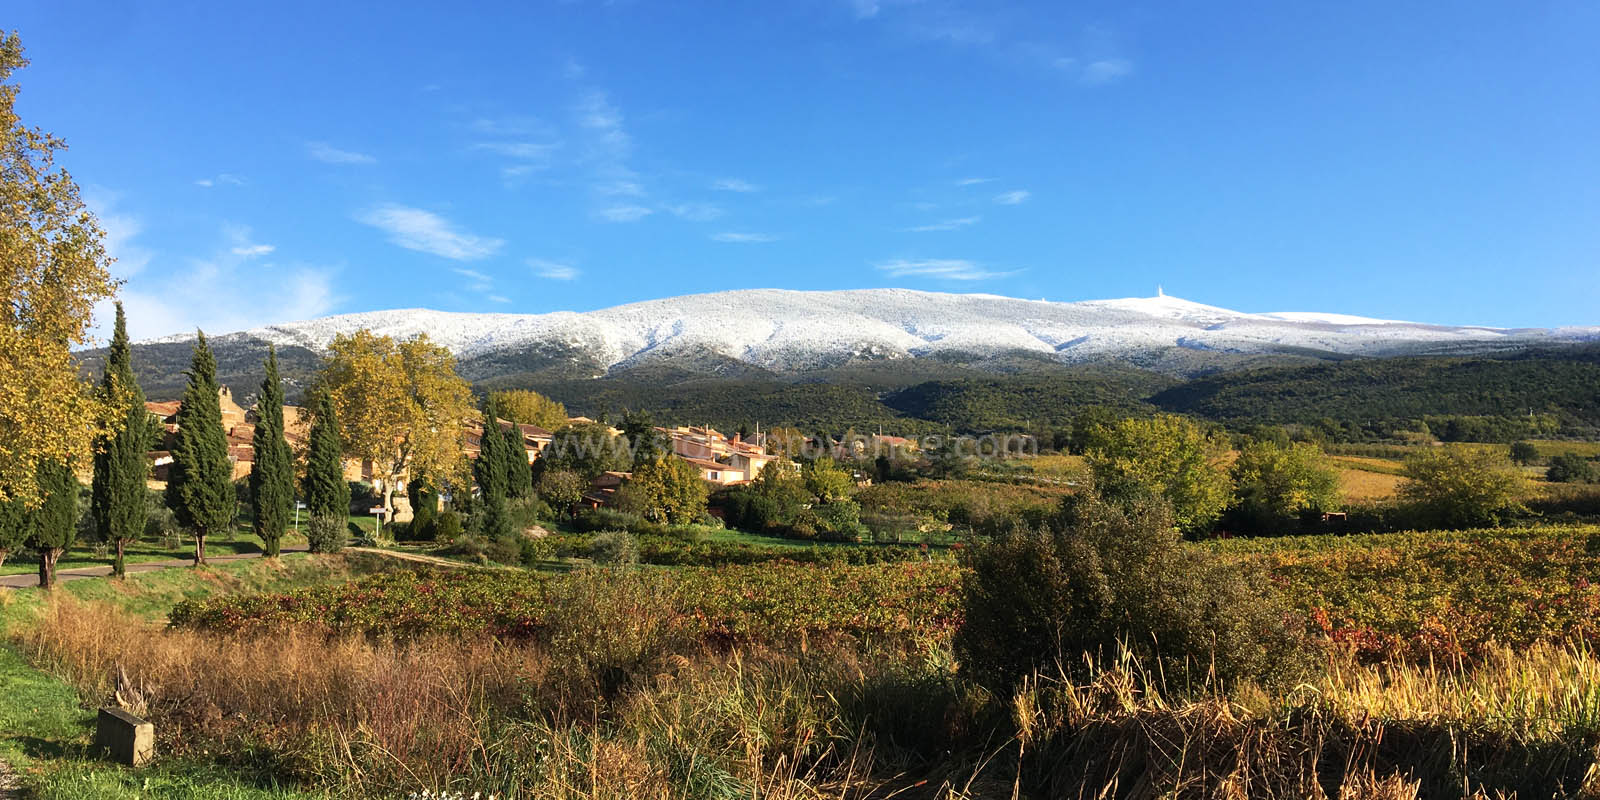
29,458 -> 79,588
249,347 -> 294,557
304,391 -> 350,525
164,331 -> 234,566
500,418 -> 533,499
473,395 -> 511,537
406,474 -> 437,539
91,302 -> 149,578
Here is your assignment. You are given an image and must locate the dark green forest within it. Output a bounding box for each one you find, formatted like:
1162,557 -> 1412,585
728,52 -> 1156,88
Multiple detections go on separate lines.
86,339 -> 1600,441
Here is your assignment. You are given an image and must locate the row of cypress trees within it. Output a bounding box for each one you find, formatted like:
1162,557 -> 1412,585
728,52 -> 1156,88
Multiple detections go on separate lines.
163,329 -> 349,563
1,304 -> 352,588
470,393 -> 535,538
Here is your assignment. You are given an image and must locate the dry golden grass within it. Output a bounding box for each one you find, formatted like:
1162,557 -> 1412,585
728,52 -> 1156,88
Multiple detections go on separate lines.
1338,468 -> 1405,501
1329,455 -> 1407,475
15,591 -> 1600,798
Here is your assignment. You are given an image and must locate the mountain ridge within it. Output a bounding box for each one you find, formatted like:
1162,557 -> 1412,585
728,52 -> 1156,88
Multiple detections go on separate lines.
132,288 -> 1600,379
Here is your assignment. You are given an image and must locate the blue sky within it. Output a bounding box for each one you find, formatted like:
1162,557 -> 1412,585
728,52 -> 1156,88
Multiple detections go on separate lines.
9,0 -> 1599,339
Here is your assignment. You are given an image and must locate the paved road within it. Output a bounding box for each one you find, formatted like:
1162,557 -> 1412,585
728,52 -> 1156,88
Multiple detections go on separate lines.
0,545 -> 309,590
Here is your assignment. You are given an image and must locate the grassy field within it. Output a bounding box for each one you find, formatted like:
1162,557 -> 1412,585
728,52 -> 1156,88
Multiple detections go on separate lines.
1337,466 -> 1406,501
0,553 -> 404,800
12,520 -> 1600,797
0,512 -> 393,578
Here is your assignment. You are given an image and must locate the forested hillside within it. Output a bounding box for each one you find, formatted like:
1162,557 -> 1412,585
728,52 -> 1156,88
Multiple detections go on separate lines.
1151,347 -> 1600,436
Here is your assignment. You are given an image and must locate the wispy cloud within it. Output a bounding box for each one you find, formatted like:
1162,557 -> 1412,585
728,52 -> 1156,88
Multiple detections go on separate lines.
956,177 -> 995,186
89,209 -> 339,341
860,5 -> 1134,86
711,232 -> 779,243
223,225 -> 275,258
712,178 -> 761,193
84,187 -> 152,279
667,203 -> 724,222
877,258 -> 1017,281
1080,58 -> 1133,85
469,116 -> 553,138
597,180 -> 646,197
472,141 -> 561,161
307,141 -> 377,165
994,190 -> 1030,205
487,294 -> 511,304
529,258 -> 580,280
906,216 -> 981,232
576,91 -> 632,162
357,204 -> 504,260
452,267 -> 494,291
195,173 -> 245,188
596,205 -> 654,223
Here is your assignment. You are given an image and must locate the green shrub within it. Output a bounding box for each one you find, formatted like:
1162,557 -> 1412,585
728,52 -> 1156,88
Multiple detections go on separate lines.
954,493 -> 1314,695
434,510 -> 464,542
1547,454 -> 1599,484
1400,446 -> 1529,529
591,531 -> 639,566
575,508 -> 642,532
814,500 -> 869,542
507,496 -> 553,530
305,515 -> 346,554
486,535 -> 523,565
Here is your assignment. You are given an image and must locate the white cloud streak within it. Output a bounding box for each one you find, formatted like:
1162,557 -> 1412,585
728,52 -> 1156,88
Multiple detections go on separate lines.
876,258 -> 1017,281
906,216 -> 980,232
87,207 -> 339,342
195,173 -> 245,188
666,203 -> 724,222
529,259 -> 580,280
596,205 -> 654,223
994,190 -> 1030,205
307,141 -> 377,165
1080,58 -> 1133,85
711,232 -> 778,243
712,178 -> 761,193
357,204 -> 505,260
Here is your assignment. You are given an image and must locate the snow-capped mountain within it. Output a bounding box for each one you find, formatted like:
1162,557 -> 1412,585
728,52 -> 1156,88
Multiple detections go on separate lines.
141,289 -> 1597,378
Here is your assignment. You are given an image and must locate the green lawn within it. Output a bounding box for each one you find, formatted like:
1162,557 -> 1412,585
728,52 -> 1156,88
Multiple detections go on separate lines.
0,513 -> 398,577
0,553 -> 369,799
1,641 -> 328,798
704,527 -> 871,549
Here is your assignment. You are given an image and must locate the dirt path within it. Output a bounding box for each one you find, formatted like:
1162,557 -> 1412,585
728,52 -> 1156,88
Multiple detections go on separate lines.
343,547 -> 513,571
0,546 -> 309,590
0,758 -> 18,800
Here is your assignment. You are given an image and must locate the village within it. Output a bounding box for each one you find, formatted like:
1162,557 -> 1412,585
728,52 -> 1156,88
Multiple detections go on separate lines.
138,385 -> 919,523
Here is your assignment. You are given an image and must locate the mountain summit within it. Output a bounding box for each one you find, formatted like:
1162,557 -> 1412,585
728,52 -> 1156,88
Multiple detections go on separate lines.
139,288 -> 1597,380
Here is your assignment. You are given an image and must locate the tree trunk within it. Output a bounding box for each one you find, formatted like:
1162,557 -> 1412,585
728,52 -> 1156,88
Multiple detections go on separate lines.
39,548 -> 61,589
114,539 -> 126,578
194,533 -> 207,566
380,477 -> 397,544
0,549 -> 7,571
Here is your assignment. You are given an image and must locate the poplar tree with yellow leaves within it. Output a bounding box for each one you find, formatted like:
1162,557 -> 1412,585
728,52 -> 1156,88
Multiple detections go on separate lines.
0,32 -> 118,508
314,330 -> 473,522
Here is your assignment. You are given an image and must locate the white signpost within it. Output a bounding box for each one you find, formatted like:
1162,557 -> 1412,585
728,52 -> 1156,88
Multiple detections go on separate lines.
369,506 -> 387,540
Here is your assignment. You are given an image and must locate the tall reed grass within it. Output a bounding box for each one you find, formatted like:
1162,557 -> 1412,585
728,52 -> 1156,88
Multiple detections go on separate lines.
14,591 -> 1600,798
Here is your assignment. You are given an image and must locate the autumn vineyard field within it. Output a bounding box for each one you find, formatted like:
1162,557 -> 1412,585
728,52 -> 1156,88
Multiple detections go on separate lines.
10,524 -> 1600,798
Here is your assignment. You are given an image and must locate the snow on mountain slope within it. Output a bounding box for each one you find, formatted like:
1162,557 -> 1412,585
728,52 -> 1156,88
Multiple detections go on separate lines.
143,288 -> 1600,373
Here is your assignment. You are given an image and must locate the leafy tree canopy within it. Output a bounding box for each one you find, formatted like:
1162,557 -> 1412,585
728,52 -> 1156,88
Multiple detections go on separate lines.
0,34 -> 118,506
491,389 -> 568,430
1086,414 -> 1234,534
